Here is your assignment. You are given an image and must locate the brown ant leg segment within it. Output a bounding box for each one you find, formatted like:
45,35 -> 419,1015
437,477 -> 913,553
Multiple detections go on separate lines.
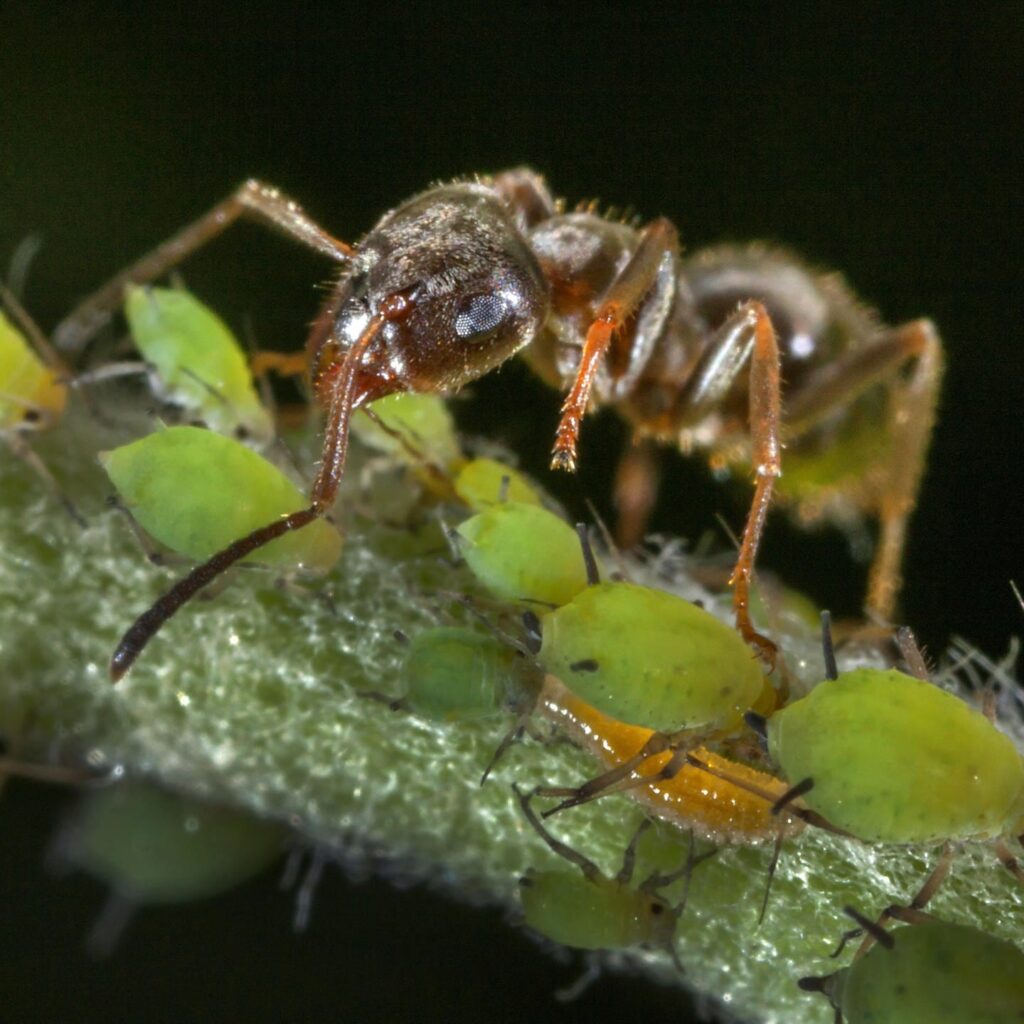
550,218 -> 679,472
727,302 -> 782,665
852,842 -> 954,959
783,320 -> 943,623
250,350 -> 310,379
108,302 -> 397,682
54,181 -> 354,354
514,784 -> 602,883
613,438 -> 662,550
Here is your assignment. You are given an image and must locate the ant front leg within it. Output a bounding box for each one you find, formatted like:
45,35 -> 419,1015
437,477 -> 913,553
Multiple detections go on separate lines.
54,181 -> 354,355
550,218 -> 679,471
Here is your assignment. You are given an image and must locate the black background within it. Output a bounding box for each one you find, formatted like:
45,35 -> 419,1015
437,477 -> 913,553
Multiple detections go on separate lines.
1,4 -> 1022,1022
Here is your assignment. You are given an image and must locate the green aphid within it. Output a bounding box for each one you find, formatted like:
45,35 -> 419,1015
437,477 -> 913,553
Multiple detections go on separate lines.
540,581 -> 765,734
398,626 -> 539,723
100,425 -> 342,571
67,782 -> 286,906
123,284 -> 274,446
809,920 -> 1024,1023
351,392 -> 462,471
516,787 -> 683,964
456,502 -> 591,608
767,667 -> 1024,843
452,456 -> 542,511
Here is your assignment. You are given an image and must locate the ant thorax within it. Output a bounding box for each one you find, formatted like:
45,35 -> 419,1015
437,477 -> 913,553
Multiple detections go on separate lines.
523,213 -> 677,402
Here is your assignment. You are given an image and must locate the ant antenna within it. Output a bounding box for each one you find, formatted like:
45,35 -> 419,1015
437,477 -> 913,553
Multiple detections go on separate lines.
820,611 -> 838,680
575,523 -> 601,586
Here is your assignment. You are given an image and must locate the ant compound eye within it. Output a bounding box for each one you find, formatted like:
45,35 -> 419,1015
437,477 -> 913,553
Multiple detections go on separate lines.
454,292 -> 509,341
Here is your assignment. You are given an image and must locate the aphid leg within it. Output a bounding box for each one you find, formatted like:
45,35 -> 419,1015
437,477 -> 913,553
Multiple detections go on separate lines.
894,625 -> 931,681
614,817 -> 653,886
640,830 -> 717,920
513,784 -> 602,883
2,431 -> 86,526
479,715 -> 528,786
108,301 -> 397,681
994,838 -> 1024,884
820,611 -> 839,681
54,180 -> 354,354
613,438 -> 661,550
550,219 -> 679,471
852,841 -> 954,958
85,891 -> 137,959
727,302 -> 782,666
784,319 -> 944,623
537,731 -> 684,816
757,829 -> 785,925
684,752 -> 846,836
553,961 -> 601,1003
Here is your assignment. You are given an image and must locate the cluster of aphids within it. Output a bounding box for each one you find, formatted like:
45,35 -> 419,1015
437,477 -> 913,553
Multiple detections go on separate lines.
3,170 -> 1021,1020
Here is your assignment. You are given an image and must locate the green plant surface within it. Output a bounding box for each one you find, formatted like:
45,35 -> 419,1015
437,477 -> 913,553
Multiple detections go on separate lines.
1,403 -> 1022,1024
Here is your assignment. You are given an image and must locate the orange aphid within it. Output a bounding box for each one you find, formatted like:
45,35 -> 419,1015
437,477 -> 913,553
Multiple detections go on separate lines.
537,675 -> 801,843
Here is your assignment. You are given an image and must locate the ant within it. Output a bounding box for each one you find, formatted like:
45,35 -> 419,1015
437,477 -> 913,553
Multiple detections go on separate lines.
52,169 -> 942,679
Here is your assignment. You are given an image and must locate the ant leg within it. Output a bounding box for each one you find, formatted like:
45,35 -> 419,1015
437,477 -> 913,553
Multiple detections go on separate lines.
783,319 -> 944,622
54,180 -> 354,354
613,437 -> 661,549
550,218 -> 679,471
729,303 -> 782,665
250,351 -> 309,379
107,299 -> 399,681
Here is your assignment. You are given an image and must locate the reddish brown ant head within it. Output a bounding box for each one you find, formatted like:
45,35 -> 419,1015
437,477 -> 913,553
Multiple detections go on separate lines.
310,183 -> 549,407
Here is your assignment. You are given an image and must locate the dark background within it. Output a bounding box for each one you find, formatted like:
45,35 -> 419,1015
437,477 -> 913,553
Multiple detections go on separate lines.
1,4 -> 1022,1022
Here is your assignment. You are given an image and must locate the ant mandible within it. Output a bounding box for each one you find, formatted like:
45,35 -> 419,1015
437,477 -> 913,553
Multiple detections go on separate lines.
53,169 -> 942,680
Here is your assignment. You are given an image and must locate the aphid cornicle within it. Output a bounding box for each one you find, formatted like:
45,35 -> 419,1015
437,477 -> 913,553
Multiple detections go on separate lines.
52,170 -> 942,678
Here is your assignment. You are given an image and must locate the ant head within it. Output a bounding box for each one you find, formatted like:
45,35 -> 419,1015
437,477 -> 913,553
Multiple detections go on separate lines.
314,182 -> 548,404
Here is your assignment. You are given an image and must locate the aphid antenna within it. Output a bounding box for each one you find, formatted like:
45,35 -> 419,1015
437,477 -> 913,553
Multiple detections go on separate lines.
575,522 -> 601,586
0,281 -> 66,375
6,233 -> 43,303
1012,580 -> 1024,614
512,784 -> 602,884
359,403 -> 447,484
894,625 -> 931,681
820,610 -> 839,681
439,590 -> 536,660
583,497 -> 634,583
